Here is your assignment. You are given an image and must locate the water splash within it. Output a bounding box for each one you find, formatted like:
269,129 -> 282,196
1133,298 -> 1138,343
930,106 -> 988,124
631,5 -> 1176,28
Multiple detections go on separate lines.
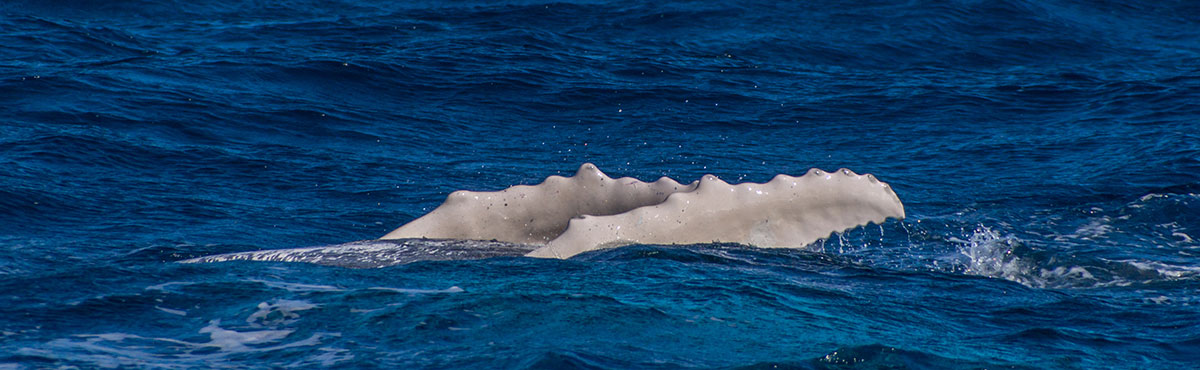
951,225 -> 1200,289
951,226 -> 1038,286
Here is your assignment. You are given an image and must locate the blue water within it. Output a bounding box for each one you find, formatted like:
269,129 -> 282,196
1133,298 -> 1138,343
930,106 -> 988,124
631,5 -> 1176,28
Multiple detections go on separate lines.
3,0 -> 1199,368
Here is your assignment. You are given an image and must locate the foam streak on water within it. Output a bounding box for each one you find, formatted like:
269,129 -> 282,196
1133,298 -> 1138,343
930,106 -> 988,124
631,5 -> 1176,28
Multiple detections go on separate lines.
2,0 -> 1200,368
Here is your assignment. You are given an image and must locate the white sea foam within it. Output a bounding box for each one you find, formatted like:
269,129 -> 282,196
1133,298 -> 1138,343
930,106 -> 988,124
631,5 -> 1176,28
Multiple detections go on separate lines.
144,281 -> 193,292
1066,217 -> 1113,240
21,306 -> 345,368
1121,259 -> 1200,280
246,299 -> 318,326
155,306 -> 187,316
1171,232 -> 1193,243
296,347 -> 356,367
200,320 -> 295,351
367,286 -> 465,294
250,279 -> 343,292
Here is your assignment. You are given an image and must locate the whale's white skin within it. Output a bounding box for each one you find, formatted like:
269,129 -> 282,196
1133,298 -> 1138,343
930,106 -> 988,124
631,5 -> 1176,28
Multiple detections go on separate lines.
525,168 -> 905,258
187,164 -> 904,266
381,163 -> 698,244
384,163 -> 904,259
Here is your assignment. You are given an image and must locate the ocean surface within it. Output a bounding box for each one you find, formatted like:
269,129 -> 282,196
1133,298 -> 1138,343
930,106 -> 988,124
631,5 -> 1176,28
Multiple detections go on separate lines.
2,0 -> 1199,368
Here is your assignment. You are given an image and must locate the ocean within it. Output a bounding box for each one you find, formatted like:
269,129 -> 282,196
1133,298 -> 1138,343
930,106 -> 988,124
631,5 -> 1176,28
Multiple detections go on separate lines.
2,0 -> 1198,368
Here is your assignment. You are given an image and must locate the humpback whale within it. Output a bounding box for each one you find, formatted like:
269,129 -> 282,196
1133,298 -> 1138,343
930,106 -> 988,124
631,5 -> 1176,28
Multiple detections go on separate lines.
185,164 -> 904,267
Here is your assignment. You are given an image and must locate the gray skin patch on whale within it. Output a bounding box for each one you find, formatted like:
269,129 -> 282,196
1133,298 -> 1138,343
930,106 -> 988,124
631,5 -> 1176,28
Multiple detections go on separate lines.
182,239 -> 538,268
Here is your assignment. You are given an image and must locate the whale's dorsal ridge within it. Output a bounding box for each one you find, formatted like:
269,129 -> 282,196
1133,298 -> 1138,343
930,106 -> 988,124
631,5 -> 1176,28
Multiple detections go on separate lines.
526,166 -> 904,258
381,164 -> 903,259
380,163 -> 692,244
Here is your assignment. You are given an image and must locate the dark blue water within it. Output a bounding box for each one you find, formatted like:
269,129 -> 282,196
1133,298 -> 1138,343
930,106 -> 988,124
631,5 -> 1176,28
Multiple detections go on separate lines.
3,0 -> 1199,368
